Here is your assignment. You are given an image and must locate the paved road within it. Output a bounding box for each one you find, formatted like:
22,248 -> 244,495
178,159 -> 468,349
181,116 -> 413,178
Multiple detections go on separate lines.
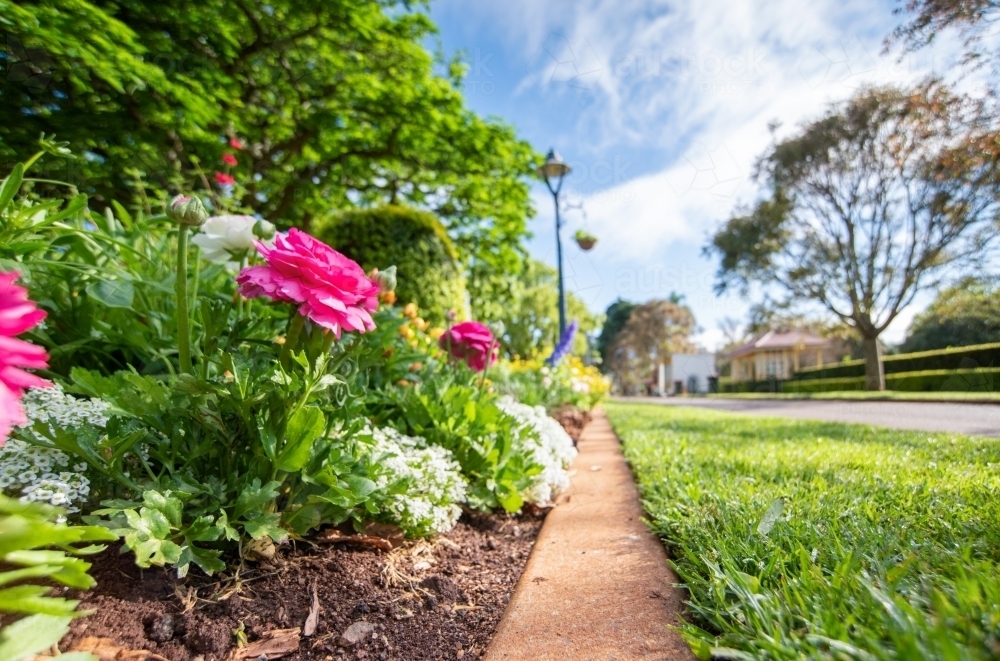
618,397 -> 1000,437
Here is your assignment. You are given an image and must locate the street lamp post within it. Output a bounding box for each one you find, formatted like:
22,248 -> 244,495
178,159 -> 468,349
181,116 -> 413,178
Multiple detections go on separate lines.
537,149 -> 572,337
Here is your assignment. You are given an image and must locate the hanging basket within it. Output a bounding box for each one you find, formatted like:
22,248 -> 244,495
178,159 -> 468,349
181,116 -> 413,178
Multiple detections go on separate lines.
574,230 -> 597,251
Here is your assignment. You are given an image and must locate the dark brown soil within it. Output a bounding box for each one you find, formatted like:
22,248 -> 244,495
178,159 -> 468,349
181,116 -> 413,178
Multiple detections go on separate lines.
62,511 -> 543,661
550,405 -> 592,445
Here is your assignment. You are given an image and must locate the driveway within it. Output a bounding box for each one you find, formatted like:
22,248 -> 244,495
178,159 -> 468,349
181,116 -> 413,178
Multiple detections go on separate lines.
617,397 -> 1000,437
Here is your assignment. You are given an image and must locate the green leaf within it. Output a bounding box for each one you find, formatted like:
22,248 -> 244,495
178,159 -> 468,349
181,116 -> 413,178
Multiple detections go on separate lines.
282,504 -> 323,536
233,479 -> 281,520
85,279 -> 135,309
276,406 -> 325,472
496,486 -> 524,513
756,497 -> 784,537
0,163 -> 24,215
242,513 -> 287,542
342,475 -> 378,500
142,491 -> 183,528
0,585 -> 80,616
0,614 -> 73,661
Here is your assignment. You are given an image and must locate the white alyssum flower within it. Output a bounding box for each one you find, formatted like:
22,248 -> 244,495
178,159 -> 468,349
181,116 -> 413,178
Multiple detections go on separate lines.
1,385 -> 108,513
497,396 -> 577,506
191,215 -> 263,263
363,426 -> 467,537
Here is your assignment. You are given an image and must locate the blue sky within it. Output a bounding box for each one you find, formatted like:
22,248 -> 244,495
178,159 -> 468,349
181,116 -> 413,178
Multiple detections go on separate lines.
429,0 -> 965,349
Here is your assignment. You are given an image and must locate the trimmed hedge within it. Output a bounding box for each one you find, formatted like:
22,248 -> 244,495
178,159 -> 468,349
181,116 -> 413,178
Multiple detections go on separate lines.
790,342 -> 1000,381
313,205 -> 466,324
722,367 -> 1000,393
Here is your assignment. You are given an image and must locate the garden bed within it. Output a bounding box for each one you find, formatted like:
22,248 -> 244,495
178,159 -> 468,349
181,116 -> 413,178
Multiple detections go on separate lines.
62,511 -> 543,661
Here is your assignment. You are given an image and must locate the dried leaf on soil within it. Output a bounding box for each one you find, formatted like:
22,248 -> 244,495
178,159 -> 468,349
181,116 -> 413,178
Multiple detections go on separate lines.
225,628 -> 299,660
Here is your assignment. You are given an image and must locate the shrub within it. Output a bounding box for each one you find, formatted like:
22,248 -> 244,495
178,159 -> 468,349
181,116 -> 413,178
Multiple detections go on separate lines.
313,205 -> 467,324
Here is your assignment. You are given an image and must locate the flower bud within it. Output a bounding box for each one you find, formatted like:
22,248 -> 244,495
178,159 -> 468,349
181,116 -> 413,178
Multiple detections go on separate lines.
373,265 -> 397,293
253,219 -> 276,240
167,194 -> 208,227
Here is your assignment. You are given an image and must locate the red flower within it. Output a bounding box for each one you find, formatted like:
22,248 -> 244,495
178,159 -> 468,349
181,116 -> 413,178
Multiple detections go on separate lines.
221,153 -> 238,166
0,271 -> 50,446
229,137 -> 244,150
439,321 -> 497,372
237,229 -> 380,338
214,172 -> 236,186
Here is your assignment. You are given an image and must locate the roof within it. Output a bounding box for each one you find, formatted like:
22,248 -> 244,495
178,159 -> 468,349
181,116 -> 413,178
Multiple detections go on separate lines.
727,330 -> 831,359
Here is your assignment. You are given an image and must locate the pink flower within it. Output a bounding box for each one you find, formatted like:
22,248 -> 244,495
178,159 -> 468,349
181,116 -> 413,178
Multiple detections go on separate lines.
214,172 -> 236,186
439,321 -> 497,372
229,137 -> 244,150
0,272 -> 50,446
222,153 -> 238,166
236,228 -> 380,337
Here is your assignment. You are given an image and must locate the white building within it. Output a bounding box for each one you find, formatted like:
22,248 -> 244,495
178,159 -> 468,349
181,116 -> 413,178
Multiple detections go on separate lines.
657,353 -> 717,395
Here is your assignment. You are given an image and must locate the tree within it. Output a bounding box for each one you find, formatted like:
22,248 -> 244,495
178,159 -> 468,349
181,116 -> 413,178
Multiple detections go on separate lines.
889,0 -> 1000,67
596,299 -> 636,370
709,84 -> 1000,390
901,277 -> 1000,351
605,299 -> 696,394
0,0 -> 538,316
497,259 -> 601,360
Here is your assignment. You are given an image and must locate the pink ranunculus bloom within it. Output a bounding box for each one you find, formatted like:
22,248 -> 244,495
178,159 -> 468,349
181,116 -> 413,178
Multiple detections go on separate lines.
214,172 -> 236,186
229,137 -> 244,150
0,271 -> 51,446
439,321 -> 497,372
222,153 -> 238,166
236,228 -> 380,337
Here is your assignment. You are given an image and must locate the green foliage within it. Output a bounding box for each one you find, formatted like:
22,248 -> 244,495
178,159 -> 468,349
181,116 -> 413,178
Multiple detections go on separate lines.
792,342 -> 1000,381
0,151 -> 238,376
901,279 -> 1000,352
62,339 -> 378,576
314,205 -> 466,324
370,372 -> 539,513
0,495 -> 115,661
490,356 -> 609,411
0,0 -> 538,316
608,403 -> 1000,660
497,259 -> 601,360
596,299 -> 635,370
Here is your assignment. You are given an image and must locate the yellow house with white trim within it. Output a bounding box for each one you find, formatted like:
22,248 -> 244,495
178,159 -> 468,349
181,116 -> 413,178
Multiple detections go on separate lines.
728,331 -> 831,382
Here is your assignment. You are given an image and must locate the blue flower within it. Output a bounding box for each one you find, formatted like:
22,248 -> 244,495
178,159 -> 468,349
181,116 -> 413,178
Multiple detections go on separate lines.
545,320 -> 578,366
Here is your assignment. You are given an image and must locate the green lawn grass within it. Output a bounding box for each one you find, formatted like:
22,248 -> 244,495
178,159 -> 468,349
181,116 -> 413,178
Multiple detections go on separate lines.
605,402 -> 1000,660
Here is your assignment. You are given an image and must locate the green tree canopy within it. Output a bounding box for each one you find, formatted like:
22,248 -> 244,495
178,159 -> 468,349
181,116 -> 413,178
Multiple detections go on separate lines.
901,278 -> 1000,352
0,0 -> 539,317
497,259 -> 601,360
313,204 -> 466,324
708,83 -> 1000,390
605,299 -> 696,394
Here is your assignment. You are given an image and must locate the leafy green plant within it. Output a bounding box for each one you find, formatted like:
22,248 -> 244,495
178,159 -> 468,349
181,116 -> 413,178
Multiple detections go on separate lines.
608,403 -> 1000,660
0,494 -> 116,661
371,370 -> 539,513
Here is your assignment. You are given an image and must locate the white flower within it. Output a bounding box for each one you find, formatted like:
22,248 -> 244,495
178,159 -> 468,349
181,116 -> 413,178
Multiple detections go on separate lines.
191,215 -> 265,263
359,426 -> 467,536
497,396 -> 577,507
1,385 -> 104,511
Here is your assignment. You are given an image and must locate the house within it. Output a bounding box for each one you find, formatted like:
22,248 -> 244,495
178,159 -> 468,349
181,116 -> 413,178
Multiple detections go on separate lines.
657,353 -> 717,395
728,330 -> 831,382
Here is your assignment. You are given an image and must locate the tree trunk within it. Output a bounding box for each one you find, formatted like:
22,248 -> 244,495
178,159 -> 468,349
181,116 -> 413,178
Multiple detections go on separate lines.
862,335 -> 885,391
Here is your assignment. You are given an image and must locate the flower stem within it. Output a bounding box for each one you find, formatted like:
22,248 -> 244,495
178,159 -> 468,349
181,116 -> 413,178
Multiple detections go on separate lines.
176,225 -> 192,374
